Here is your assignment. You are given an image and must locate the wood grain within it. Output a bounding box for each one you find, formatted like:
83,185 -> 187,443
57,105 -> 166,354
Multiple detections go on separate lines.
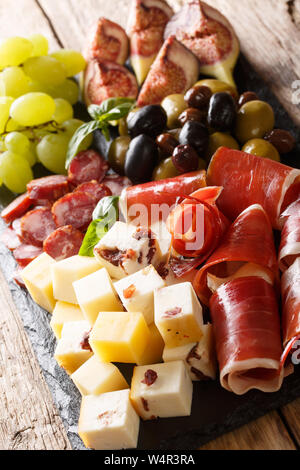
281,398 -> 300,446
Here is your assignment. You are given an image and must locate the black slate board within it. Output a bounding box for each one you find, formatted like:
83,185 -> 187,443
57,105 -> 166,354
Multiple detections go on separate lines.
1,54 -> 300,450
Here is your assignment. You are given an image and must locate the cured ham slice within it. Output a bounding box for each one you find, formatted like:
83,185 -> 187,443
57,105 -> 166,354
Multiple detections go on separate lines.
210,276 -> 284,395
193,204 -> 278,305
207,147 -> 300,230
278,199 -> 300,272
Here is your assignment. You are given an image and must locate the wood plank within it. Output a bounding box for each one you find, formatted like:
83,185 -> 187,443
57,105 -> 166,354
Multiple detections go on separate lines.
281,398 -> 300,446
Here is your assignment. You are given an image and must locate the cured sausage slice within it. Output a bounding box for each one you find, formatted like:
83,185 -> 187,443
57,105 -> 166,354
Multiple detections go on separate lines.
52,191 -> 97,230
27,175 -> 69,202
43,225 -> 84,261
1,193 -> 32,224
102,174 -> 132,196
13,244 -> 43,268
74,180 -> 112,201
0,227 -> 22,251
20,207 -> 56,247
68,150 -> 109,186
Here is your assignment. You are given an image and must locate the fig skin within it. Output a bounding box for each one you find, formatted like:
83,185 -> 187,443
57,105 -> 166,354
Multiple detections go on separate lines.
137,36 -> 200,107
83,17 -> 129,65
164,0 -> 240,87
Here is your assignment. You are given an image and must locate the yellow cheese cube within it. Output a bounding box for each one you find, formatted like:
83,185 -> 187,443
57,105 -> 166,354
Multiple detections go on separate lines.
50,301 -> 84,339
137,324 -> 165,366
90,311 -> 150,364
54,321 -> 93,374
78,390 -> 140,450
154,282 -> 203,347
21,252 -> 56,313
51,255 -> 103,304
71,355 -> 128,396
73,268 -> 123,325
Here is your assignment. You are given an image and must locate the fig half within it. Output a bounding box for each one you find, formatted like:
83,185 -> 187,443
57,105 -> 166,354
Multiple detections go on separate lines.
164,0 -> 239,87
127,0 -> 173,85
84,17 -> 129,65
137,36 -> 200,107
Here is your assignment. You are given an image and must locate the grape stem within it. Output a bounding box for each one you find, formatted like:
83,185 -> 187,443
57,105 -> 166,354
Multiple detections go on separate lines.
0,119 -> 64,142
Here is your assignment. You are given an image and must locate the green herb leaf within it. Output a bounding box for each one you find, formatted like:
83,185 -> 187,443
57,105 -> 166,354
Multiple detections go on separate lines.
65,120 -> 100,169
79,196 -> 120,257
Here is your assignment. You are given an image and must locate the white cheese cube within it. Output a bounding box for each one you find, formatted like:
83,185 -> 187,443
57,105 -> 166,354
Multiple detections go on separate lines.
73,268 -> 123,325
54,321 -> 93,374
71,355 -> 128,396
130,361 -> 193,420
51,255 -> 103,304
50,301 -> 84,339
94,221 -> 162,280
114,265 -> 166,325
21,252 -> 56,313
154,282 -> 203,347
78,389 -> 140,450
163,324 -> 217,381
150,221 -> 172,264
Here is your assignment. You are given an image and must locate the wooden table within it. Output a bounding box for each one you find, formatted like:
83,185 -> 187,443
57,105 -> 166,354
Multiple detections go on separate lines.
1,0 -> 300,451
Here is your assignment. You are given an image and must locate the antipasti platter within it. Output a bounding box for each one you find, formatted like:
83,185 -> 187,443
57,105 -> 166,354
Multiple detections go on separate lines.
0,0 -> 299,450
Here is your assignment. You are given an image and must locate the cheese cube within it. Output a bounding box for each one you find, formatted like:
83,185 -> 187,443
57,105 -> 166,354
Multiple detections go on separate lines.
71,355 -> 128,396
94,221 -> 162,280
150,221 -> 172,264
90,311 -> 150,364
51,255 -> 103,304
130,361 -> 193,420
21,252 -> 56,313
50,301 -> 84,339
154,282 -> 203,347
54,321 -> 93,374
73,268 -> 123,325
78,389 -> 140,450
163,324 -> 217,381
114,265 -> 165,325
137,323 -> 165,366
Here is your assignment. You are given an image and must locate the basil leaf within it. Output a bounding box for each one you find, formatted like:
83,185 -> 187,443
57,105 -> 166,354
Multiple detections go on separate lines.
65,120 -> 100,169
88,98 -> 135,120
98,102 -> 135,123
79,196 -> 120,257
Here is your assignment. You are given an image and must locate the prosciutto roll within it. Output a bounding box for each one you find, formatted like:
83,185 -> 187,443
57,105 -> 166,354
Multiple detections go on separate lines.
278,199 -> 300,272
193,204 -> 278,305
210,276 -> 284,395
207,147 -> 300,230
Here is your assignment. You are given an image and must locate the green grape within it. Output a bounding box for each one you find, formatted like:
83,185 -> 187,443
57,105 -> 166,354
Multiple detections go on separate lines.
52,98 -> 74,124
5,118 -> 21,132
47,79 -> 79,105
23,141 -> 37,167
50,50 -> 86,77
5,131 -> 30,154
10,92 -> 56,126
0,151 -> 33,193
0,67 -> 29,98
0,96 -> 14,133
0,37 -> 33,68
27,80 -> 48,93
37,133 -> 70,174
23,56 -> 67,86
29,34 -> 49,57
62,118 -> 93,150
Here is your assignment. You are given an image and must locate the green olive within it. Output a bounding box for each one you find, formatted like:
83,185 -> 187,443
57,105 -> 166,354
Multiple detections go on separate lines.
152,157 -> 180,180
108,136 -> 131,174
235,100 -> 275,144
118,117 -> 129,136
206,132 -> 239,161
242,138 -> 280,162
198,158 -> 207,170
161,94 -> 187,129
194,79 -> 238,99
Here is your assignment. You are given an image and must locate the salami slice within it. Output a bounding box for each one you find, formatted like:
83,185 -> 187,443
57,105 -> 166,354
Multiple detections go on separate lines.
27,175 -> 69,202
74,180 -> 112,201
102,174 -> 132,196
13,267 -> 26,288
1,192 -> 32,224
20,207 -> 57,247
43,225 -> 84,261
68,150 -> 109,186
13,244 -> 43,268
0,227 -> 22,251
52,191 -> 97,230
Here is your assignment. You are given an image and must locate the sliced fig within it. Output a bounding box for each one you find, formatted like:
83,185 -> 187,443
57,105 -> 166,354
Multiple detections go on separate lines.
83,59 -> 138,106
137,36 -> 199,107
84,17 -> 129,65
127,0 -> 173,85
164,0 -> 239,87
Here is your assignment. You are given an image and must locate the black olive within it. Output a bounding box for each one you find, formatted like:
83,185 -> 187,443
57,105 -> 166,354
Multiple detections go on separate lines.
207,92 -> 236,131
124,134 -> 159,184
179,121 -> 209,156
172,145 -> 199,173
127,105 -> 167,138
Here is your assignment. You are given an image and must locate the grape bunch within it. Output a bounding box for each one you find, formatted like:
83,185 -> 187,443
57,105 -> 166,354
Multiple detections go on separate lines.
0,35 -> 90,193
